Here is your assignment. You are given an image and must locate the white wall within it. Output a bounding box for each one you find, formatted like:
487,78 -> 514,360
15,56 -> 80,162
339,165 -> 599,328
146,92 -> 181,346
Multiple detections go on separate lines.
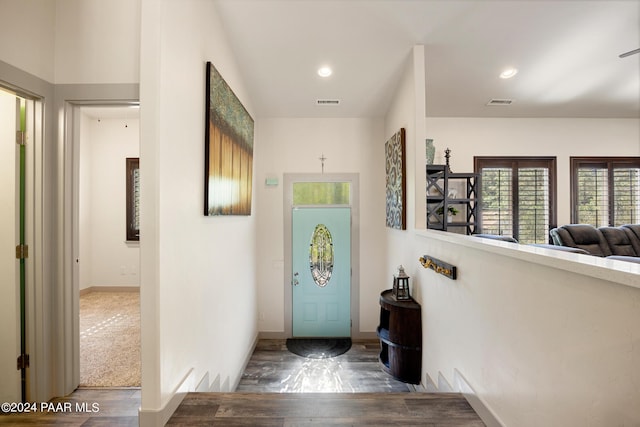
0,0 -> 139,85
0,0 -> 56,82
425,117 -> 640,226
255,117 -> 386,335
0,0 -> 140,403
79,113 -> 140,290
139,0 -> 257,422
54,0 -> 140,84
413,232 -> 640,427
383,46 -> 426,278
385,45 -> 640,426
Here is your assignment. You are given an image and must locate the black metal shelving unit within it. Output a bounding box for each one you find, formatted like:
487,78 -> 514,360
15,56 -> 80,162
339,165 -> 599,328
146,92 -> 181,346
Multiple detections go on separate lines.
426,165 -> 481,235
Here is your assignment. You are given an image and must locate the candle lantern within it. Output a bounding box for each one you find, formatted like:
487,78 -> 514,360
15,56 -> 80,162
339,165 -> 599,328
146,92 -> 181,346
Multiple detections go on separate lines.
392,265 -> 411,301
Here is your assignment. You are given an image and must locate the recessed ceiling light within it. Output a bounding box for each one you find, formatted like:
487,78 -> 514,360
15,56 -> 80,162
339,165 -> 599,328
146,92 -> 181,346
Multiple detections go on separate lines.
499,68 -> 518,79
318,66 -> 332,77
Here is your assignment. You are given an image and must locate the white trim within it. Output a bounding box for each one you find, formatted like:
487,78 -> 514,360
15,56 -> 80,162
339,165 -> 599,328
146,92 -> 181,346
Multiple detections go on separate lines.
231,333 -> 259,391
283,173 -> 362,338
0,79 -> 47,402
138,368 -> 192,427
79,286 -> 140,296
453,369 -> 505,427
60,88 -> 139,397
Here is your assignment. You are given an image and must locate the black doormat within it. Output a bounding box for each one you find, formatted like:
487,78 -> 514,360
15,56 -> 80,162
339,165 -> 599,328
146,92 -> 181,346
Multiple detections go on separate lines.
286,338 -> 352,359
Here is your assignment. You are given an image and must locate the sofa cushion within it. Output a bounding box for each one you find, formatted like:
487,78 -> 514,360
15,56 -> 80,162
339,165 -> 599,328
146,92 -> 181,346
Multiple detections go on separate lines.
549,224 -> 612,256
599,227 -> 638,256
621,225 -> 640,255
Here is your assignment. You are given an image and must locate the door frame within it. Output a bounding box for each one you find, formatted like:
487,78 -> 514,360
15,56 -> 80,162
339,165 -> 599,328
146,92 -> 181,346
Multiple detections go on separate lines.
0,83 -> 44,402
63,98 -> 139,392
283,173 -> 361,338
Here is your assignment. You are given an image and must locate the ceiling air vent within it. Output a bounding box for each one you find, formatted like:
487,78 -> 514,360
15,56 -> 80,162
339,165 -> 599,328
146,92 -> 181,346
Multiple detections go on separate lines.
486,99 -> 513,106
316,99 -> 341,106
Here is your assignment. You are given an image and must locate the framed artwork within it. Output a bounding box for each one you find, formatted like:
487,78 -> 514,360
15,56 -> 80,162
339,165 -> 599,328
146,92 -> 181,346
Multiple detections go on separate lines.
204,61 -> 254,216
385,128 -> 406,230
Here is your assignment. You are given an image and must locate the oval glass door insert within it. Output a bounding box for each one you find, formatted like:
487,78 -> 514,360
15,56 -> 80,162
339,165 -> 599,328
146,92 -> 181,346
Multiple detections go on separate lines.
309,224 -> 334,287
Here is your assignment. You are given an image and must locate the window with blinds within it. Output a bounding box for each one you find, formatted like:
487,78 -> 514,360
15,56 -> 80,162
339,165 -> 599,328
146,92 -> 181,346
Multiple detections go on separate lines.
475,157 -> 556,244
518,168 -> 550,244
480,168 -> 513,237
571,157 -> 640,226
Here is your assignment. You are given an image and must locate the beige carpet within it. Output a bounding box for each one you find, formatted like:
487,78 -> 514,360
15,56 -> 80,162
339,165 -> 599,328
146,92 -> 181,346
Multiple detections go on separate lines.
79,291 -> 141,387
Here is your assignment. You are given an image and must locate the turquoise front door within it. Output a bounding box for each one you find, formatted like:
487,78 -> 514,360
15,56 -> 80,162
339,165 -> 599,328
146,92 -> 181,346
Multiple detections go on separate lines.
292,207 -> 351,337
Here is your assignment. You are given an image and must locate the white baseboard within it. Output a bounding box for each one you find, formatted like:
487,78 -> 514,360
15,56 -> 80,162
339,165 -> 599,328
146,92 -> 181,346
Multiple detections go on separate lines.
453,369 -> 504,427
80,285 -> 139,295
231,333 -> 259,391
258,331 -> 287,339
425,369 -> 503,427
257,331 -> 378,340
138,368 -> 192,427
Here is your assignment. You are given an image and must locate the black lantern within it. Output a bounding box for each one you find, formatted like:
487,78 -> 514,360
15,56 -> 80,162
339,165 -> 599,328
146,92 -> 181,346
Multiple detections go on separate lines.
392,265 -> 411,301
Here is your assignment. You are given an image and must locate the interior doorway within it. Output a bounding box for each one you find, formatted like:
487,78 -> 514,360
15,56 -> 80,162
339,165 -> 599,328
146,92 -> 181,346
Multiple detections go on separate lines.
72,105 -> 141,388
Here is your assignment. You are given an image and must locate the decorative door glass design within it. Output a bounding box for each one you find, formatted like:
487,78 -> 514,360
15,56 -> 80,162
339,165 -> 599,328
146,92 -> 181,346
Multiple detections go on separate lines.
309,224 -> 334,287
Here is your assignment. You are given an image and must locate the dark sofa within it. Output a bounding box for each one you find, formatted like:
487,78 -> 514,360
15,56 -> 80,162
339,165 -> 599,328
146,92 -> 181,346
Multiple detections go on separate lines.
473,233 -> 590,254
550,224 -> 640,259
474,227 -> 640,263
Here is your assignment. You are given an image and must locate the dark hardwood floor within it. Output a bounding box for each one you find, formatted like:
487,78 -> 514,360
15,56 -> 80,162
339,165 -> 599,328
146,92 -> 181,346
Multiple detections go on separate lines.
0,340 -> 485,426
0,388 -> 140,426
167,392 -> 485,426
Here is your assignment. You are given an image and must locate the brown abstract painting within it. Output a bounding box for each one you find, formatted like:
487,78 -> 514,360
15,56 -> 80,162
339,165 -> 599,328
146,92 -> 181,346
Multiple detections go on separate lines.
205,61 -> 254,216
385,128 -> 406,230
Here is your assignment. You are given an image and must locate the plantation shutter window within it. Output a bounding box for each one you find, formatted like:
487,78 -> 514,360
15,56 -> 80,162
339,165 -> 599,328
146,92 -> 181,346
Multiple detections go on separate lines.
480,167 -> 513,237
475,157 -> 556,244
571,157 -> 640,226
518,168 -> 550,244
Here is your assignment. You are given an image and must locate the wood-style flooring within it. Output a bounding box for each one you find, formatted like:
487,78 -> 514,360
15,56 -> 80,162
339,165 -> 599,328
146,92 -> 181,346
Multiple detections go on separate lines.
0,388 -> 140,426
0,340 -> 485,426
167,392 -> 485,426
236,339 -> 417,393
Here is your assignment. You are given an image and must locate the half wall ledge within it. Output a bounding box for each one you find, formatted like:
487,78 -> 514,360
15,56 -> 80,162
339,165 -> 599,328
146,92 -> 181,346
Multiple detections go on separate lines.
415,229 -> 640,290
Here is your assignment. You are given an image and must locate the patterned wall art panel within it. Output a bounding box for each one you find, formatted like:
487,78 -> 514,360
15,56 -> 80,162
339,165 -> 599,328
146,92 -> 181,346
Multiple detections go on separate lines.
385,128 -> 406,230
204,61 -> 254,216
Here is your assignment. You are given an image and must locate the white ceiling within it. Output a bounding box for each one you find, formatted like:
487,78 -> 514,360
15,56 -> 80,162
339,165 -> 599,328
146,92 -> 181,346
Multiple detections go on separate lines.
214,0 -> 640,119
